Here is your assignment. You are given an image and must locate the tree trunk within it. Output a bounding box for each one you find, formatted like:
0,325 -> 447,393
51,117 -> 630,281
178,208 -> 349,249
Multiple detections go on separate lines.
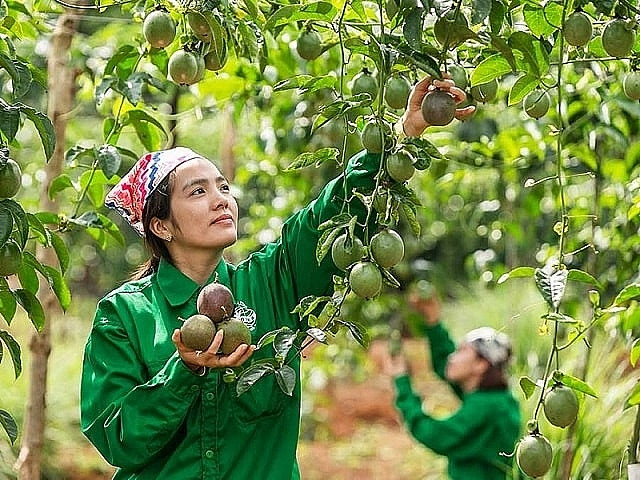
15,10 -> 79,480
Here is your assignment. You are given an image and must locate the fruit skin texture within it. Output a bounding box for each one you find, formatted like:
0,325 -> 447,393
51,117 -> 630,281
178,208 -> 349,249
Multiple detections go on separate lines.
470,79 -> 498,103
384,75 -> 410,109
168,49 -> 199,85
386,150 -> 415,182
352,71 -> 379,101
516,434 -> 553,478
296,31 -> 322,60
187,12 -> 213,43
180,314 -> 216,351
602,18 -> 636,58
544,385 -> 579,428
0,158 -> 21,198
142,10 -> 176,49
349,261 -> 383,298
623,71 -> 640,100
434,11 -> 470,47
218,318 -> 251,355
370,229 -> 404,268
0,241 -> 22,277
197,282 -> 235,323
524,90 -> 550,119
563,11 -> 592,47
421,90 -> 456,126
360,120 -> 389,153
331,234 -> 364,271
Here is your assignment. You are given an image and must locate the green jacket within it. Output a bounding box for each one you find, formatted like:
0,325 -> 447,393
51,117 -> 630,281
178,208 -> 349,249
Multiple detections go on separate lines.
80,151 -> 379,480
393,323 -> 521,480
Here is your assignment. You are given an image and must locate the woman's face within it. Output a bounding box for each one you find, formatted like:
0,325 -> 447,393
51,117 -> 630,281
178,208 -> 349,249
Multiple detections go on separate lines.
445,343 -> 488,385
162,158 -> 239,252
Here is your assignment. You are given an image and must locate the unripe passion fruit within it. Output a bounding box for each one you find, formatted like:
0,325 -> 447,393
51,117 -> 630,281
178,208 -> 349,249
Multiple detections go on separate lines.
204,42 -> 228,71
0,158 -> 22,198
433,11 -> 469,47
360,120 -> 390,153
296,30 -> 323,60
0,241 -> 22,277
218,318 -> 252,355
543,385 -> 579,428
142,10 -> 176,49
563,11 -> 592,47
352,71 -> 379,101
181,314 -> 216,351
187,11 -> 213,43
349,261 -> 383,298
386,150 -> 415,182
524,90 -> 551,119
623,71 -> 640,100
384,75 -> 411,109
370,229 -> 404,268
516,434 -> 553,478
421,90 -> 456,126
168,49 -> 199,85
470,78 -> 498,103
197,282 -> 235,323
331,233 -> 365,271
448,64 -> 468,90
602,18 -> 636,58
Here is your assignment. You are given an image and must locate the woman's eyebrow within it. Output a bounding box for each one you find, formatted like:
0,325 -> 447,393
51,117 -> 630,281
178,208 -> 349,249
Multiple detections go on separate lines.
181,175 -> 228,192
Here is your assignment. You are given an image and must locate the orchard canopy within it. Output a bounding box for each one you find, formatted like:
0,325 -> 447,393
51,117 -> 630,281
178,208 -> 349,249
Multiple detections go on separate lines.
2,0 -> 640,477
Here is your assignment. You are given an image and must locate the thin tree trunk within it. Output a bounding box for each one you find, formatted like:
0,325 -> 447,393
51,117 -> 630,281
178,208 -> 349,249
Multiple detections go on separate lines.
15,10 -> 79,479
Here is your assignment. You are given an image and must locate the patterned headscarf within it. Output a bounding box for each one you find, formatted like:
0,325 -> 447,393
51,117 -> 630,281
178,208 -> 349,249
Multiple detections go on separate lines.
105,147 -> 204,236
462,327 -> 512,367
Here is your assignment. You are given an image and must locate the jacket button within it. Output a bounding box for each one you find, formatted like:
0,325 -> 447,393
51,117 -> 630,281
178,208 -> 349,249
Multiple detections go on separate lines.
205,450 -> 214,459
190,385 -> 199,392
205,392 -> 214,401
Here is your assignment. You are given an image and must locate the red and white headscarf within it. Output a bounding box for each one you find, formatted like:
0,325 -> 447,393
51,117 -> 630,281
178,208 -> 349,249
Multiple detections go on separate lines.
105,147 -> 204,236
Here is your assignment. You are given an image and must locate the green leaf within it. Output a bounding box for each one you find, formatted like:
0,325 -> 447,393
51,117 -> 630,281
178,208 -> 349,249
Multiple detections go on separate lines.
519,376 -> 537,399
286,148 -> 339,171
17,256 -> 38,295
121,72 -> 152,106
1,199 -> 27,249
557,372 -> 597,398
523,2 -> 562,37
255,327 -> 286,350
614,283 -> 640,306
534,264 -> 568,309
305,327 -> 327,344
0,409 -> 18,445
0,53 -> 31,98
275,364 -> 296,396
42,265 -> 71,311
0,290 -> 16,324
274,327 -> 297,359
14,288 -> 45,332
121,109 -> 167,151
625,382 -> 640,410
0,207 -> 12,248
400,202 -> 420,237
471,54 -> 512,86
340,319 -> 369,348
26,213 -> 51,247
17,103 -> 55,161
0,329 -> 20,378
508,31 -> 549,78
315,225 -> 343,265
237,21 -> 259,60
265,2 -> 336,30
497,266 -> 535,284
567,269 -> 602,290
471,0 -> 492,25
104,44 -> 139,80
48,173 -> 75,200
96,144 -> 122,179
403,8 -> 423,51
404,137 -> 445,163
50,233 -> 70,274
292,295 -> 331,318
0,102 -> 20,141
343,37 -> 382,69
95,77 -> 118,106
631,338 -> 640,367
236,362 -> 275,396
508,73 -> 538,105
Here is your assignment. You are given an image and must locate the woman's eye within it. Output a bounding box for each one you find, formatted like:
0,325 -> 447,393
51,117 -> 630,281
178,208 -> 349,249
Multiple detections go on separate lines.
221,184 -> 231,192
192,187 -> 205,195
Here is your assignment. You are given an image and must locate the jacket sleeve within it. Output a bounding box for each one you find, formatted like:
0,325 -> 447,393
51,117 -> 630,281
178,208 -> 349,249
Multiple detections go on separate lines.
80,297 -> 207,469
416,322 -> 462,398
265,150 -> 380,306
393,375 -> 488,457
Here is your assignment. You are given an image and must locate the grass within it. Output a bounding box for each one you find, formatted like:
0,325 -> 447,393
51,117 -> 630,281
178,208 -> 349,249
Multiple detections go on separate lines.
0,280 -> 635,479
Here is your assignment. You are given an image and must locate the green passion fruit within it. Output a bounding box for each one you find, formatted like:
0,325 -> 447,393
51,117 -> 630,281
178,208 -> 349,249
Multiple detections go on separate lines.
168,49 -> 199,85
360,120 -> 390,153
349,261 -> 383,298
470,79 -> 498,103
142,10 -> 176,49
516,434 -> 553,478
296,30 -> 323,60
384,75 -> 411,109
181,314 -> 216,351
563,11 -> 592,47
623,71 -> 640,100
0,241 -> 22,277
370,229 -> 404,268
351,71 -> 379,101
543,384 -> 579,428
385,150 -> 415,183
0,158 -> 22,199
218,318 -> 252,355
331,233 -> 365,271
523,90 -> 551,119
601,18 -> 636,58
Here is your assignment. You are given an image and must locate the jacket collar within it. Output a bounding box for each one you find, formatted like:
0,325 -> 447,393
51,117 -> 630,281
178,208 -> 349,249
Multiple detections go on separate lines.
157,257 -> 231,307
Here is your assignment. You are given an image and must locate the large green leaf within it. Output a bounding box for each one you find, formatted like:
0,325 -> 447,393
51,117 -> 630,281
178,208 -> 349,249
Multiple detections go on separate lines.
14,288 -> 45,332
0,329 -> 20,378
265,2 -> 336,30
471,54 -> 513,86
534,264 -> 568,309
0,102 -> 20,141
508,73 -> 538,105
0,290 -> 16,325
614,283 -> 640,305
0,207 -> 12,248
17,103 -> 55,161
286,148 -> 339,171
236,361 -> 275,396
275,364 -> 296,396
121,109 -> 167,151
0,409 -> 17,445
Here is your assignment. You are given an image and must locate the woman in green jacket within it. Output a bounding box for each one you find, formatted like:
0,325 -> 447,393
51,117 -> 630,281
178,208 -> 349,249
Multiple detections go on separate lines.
385,294 -> 521,479
80,77 -> 474,479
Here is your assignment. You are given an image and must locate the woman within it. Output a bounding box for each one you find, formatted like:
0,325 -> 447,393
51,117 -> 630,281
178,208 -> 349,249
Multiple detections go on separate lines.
384,293 -> 521,479
80,76 -> 473,479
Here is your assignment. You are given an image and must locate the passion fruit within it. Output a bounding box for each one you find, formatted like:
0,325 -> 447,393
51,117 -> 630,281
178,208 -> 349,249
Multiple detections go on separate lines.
168,49 -> 199,86
0,241 -> 22,277
524,90 -> 551,119
544,384 -> 579,428
197,282 -> 235,323
385,150 -> 415,182
349,261 -> 383,298
516,434 -> 553,478
470,79 -> 498,103
370,229 -> 404,268
180,314 -> 216,351
296,30 -> 323,60
360,120 -> 390,153
421,90 -> 456,126
384,75 -> 411,109
601,18 -> 636,58
351,70 -> 379,101
623,71 -> 640,100
331,234 -> 365,271
142,10 -> 176,49
563,11 -> 592,47
218,318 -> 252,355
0,158 -> 22,199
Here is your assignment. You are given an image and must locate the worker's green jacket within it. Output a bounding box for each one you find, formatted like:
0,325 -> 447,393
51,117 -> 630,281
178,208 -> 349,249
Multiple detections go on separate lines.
393,323 -> 521,480
80,151 -> 378,479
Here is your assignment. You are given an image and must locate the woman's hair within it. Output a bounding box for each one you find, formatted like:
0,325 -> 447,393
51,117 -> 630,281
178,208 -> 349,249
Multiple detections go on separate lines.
477,362 -> 509,390
130,174 -> 174,280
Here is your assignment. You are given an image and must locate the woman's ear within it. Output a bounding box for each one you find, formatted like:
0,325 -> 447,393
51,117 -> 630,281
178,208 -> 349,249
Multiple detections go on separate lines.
149,217 -> 172,241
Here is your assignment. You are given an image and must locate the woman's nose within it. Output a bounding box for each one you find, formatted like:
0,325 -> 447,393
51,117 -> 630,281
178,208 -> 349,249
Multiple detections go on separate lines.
211,187 -> 229,209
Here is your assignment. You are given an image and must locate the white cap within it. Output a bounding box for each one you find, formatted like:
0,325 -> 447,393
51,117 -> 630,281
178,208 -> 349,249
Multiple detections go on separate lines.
462,327 -> 512,366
